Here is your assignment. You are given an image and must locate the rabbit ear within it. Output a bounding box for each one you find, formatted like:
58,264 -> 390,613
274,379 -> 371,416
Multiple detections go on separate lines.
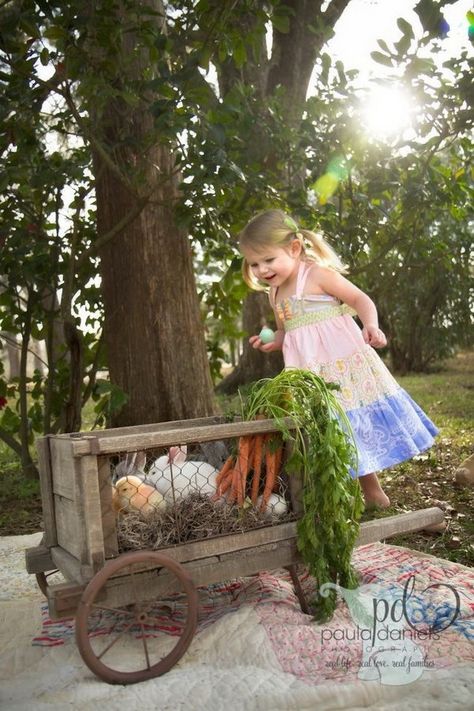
113,453 -> 136,482
135,450 -> 147,470
125,452 -> 137,468
169,445 -> 187,463
125,451 -> 145,470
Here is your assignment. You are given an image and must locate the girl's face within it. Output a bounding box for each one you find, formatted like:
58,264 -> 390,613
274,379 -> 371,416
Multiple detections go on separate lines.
242,240 -> 302,288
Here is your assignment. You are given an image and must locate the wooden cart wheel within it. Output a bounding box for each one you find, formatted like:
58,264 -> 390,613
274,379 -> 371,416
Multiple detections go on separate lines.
75,550 -> 198,685
36,570 -> 60,597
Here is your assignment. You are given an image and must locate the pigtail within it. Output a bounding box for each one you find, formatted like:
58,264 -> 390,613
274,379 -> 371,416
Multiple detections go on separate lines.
299,228 -> 348,274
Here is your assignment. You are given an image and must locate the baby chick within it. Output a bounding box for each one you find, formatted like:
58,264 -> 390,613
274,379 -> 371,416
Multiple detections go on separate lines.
112,475 -> 166,517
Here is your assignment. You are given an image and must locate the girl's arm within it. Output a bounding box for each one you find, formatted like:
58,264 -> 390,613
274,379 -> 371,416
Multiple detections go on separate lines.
313,267 -> 387,348
249,305 -> 285,352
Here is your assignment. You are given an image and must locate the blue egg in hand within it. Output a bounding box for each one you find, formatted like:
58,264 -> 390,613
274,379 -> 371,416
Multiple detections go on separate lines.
259,327 -> 275,344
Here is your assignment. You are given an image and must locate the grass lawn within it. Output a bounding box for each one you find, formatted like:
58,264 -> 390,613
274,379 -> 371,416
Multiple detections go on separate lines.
368,350 -> 474,566
0,351 -> 472,565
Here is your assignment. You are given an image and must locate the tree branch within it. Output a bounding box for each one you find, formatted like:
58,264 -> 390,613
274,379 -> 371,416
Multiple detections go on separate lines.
77,194 -> 150,265
266,0 -> 352,124
323,0 -> 352,28
62,83 -> 139,195
81,332 -> 105,406
0,428 -> 22,457
0,332 -> 49,370
350,233 -> 406,277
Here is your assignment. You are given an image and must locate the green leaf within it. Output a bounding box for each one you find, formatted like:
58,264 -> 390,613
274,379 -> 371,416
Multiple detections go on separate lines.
319,52 -> 331,85
0,406 -> 20,433
43,25 -> 67,41
233,40 -> 247,69
272,14 -> 290,34
227,161 -> 246,181
370,51 -> 394,67
414,0 -> 448,35
395,34 -> 412,56
397,17 -> 415,39
407,55 -> 435,74
39,48 -> 50,66
19,17 -> 41,39
376,39 -> 391,54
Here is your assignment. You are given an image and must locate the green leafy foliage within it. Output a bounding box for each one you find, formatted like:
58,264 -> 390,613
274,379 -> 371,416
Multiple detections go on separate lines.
181,8 -> 472,378
0,0 -> 472,475
91,380 -> 129,429
0,1 -> 136,470
240,369 -> 364,620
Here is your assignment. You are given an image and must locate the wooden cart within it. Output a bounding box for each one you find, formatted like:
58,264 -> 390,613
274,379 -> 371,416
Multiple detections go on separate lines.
25,415 -> 444,685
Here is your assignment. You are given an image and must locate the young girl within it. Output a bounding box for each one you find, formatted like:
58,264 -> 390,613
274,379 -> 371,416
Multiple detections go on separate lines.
239,209 -> 438,508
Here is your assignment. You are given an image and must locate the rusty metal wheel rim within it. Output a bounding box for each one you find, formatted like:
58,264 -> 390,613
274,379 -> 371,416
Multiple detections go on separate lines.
36,570 -> 60,597
75,550 -> 198,684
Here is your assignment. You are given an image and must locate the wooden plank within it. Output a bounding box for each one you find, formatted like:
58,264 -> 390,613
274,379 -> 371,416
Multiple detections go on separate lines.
51,546 -> 94,583
109,507 -> 445,572
80,415 -> 225,439
131,507 -> 443,566
79,455 -> 106,572
70,418 -> 297,457
355,507 -> 444,545
47,540 -> 299,618
98,456 -> 118,559
216,539 -> 299,574
103,541 -> 299,607
54,495 -> 87,561
36,436 -> 57,546
47,580 -> 85,619
150,520 -> 299,564
52,415 -> 227,442
47,507 -> 444,618
49,437 -> 79,499
100,506 -> 445,572
25,544 -> 55,574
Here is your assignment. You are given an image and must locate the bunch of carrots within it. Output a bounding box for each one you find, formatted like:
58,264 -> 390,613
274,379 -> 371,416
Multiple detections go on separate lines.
213,433 -> 283,510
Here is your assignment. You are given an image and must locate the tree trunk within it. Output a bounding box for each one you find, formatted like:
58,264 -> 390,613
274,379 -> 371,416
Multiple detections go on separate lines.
95,159 -> 216,425
267,0 -> 351,125
216,292 -> 284,394
89,0 -> 216,426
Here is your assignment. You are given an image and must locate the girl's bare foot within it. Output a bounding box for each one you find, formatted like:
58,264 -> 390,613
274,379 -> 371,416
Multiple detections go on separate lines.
364,492 -> 391,509
359,472 -> 391,509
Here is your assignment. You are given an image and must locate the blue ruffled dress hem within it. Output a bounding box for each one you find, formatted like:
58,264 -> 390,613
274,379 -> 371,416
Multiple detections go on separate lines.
347,388 -> 438,478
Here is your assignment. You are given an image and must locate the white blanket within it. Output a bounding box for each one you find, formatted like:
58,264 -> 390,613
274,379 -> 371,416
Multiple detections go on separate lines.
1,532 -> 473,711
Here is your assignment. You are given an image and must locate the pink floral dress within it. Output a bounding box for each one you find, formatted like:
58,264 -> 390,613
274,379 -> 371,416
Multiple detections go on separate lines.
270,262 -> 438,477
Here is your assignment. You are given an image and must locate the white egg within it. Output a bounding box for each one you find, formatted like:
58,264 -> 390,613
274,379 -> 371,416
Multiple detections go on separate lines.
256,493 -> 288,519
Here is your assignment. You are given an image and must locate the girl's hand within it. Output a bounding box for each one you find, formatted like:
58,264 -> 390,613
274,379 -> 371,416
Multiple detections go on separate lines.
362,324 -> 387,348
249,330 -> 284,352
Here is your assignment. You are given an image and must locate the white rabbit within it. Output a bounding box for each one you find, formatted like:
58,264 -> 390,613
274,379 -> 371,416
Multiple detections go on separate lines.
112,450 -> 147,485
146,445 -> 218,504
256,493 -> 289,520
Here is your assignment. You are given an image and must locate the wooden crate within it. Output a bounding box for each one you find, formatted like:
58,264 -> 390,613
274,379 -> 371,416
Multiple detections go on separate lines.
25,415 -> 444,619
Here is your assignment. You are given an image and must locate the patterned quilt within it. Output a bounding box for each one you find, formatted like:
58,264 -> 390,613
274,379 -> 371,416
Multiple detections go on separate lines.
1,532 -> 473,710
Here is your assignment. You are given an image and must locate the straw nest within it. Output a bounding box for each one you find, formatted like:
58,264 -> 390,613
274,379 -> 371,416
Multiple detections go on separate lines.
116,493 -> 295,553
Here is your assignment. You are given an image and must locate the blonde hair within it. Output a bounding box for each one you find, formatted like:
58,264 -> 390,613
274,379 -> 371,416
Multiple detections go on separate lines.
239,209 -> 348,290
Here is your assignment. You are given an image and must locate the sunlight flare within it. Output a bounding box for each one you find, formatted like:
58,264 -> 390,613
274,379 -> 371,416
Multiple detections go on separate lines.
361,86 -> 415,140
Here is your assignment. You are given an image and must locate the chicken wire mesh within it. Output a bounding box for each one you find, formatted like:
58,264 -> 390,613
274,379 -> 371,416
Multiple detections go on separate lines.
110,435 -> 297,552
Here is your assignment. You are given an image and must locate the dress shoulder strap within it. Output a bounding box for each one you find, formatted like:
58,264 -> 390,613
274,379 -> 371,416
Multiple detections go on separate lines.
268,287 -> 277,308
296,261 -> 315,298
